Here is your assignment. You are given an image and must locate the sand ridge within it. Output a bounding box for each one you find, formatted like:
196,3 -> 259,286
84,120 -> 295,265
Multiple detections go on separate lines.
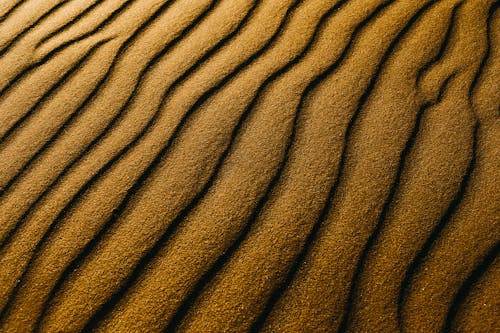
0,0 -> 498,332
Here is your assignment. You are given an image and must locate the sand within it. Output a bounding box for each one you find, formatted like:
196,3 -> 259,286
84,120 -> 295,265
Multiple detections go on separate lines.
0,0 -> 498,332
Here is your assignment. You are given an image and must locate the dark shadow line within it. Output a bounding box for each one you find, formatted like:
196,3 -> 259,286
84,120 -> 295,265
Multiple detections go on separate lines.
320,2 -> 449,331
0,0 -> 182,323
415,1 -> 463,87
339,72 -> 456,332
0,0 -> 24,24
36,0 -> 137,50
0,0 -> 180,247
0,0 -> 135,104
28,0 -> 260,330
182,0 -> 442,331
248,0 -> 395,331
35,0 -> 102,48
0,0 -> 72,57
0,0 -> 270,270
468,1 -> 499,105
31,0 -> 306,329
442,240 -> 499,332
338,2 -> 465,331
396,122 -> 479,330
162,0 -> 363,330
7,0 -> 216,317
442,5 -> 500,332
78,0 -> 269,328
0,37 -> 114,155
0,0 -> 215,198
9,0 -> 326,330
397,2 -> 498,328
33,0 -> 306,325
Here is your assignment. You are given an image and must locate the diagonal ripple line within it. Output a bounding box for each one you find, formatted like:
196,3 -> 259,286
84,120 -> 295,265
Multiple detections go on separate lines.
333,1 -> 460,331
3,0 -> 217,318
442,240 -> 500,332
0,0 -> 496,332
0,0 -> 24,24
182,0 -> 444,331
75,1 -> 264,329
161,0 -> 364,330
248,1 -> 402,330
0,36 -> 115,156
339,71 -> 456,332
468,1 -> 499,103
440,8 -> 500,331
0,0 -> 192,323
34,0 -> 137,52
35,0 -> 111,48
397,2 -> 499,329
397,121 -> 478,331
0,0 -> 72,57
25,0 -> 261,330
0,0 -> 181,246
416,1 -> 463,87
338,1 -> 465,331
40,0 -> 309,330
0,0 -> 138,126
0,0 -> 214,197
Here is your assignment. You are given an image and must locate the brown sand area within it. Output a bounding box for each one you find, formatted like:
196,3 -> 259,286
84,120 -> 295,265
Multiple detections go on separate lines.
0,0 -> 499,332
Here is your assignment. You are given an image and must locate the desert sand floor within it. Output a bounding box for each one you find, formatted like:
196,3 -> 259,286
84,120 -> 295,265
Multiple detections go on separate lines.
0,0 -> 498,332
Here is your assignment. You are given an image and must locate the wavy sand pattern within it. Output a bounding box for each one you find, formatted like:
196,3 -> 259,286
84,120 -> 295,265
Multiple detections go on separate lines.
0,0 -> 498,332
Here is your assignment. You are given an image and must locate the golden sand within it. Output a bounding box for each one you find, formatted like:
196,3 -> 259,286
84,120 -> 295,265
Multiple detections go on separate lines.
0,0 -> 498,332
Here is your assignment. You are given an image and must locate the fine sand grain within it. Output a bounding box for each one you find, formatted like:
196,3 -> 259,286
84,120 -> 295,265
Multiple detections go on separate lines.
0,0 -> 498,332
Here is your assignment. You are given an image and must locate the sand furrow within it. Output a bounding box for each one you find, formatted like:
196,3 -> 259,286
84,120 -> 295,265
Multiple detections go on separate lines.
0,0 -> 71,56
445,241 -> 499,332
0,0 -> 25,24
262,1 -> 455,331
36,1 -> 353,330
35,0 -> 125,49
0,0 -> 497,331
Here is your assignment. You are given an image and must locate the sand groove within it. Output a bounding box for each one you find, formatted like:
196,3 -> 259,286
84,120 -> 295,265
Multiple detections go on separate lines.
0,0 -> 498,332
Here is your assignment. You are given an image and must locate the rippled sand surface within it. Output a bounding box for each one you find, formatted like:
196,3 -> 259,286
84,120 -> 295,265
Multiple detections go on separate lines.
0,0 -> 498,332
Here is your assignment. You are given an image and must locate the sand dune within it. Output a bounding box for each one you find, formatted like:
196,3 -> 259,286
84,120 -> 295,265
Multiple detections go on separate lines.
0,0 -> 498,332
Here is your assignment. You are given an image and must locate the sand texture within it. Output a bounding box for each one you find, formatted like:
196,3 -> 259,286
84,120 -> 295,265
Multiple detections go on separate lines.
0,0 -> 499,332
